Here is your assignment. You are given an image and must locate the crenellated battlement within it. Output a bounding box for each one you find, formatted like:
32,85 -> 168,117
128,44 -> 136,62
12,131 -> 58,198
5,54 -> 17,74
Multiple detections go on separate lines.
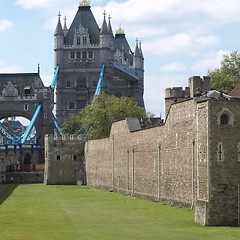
165,76 -> 211,116
48,134 -> 86,142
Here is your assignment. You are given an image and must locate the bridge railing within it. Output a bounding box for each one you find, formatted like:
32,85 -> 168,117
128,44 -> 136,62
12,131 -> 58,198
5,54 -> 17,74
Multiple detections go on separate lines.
114,60 -> 139,80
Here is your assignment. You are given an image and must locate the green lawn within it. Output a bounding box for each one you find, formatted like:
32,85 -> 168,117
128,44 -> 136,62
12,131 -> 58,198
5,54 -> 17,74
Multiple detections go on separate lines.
0,184 -> 239,240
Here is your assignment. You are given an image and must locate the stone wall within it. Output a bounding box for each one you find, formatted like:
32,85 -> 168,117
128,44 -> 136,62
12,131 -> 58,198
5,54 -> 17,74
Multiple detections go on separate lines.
0,147 -> 43,183
6,172 -> 44,183
85,98 -> 240,226
86,99 -> 199,207
207,99 -> 240,226
43,97 -> 240,226
44,134 -> 86,185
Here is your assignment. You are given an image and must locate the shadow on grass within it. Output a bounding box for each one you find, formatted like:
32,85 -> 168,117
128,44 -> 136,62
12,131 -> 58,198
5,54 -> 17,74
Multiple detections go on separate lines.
0,184 -> 18,205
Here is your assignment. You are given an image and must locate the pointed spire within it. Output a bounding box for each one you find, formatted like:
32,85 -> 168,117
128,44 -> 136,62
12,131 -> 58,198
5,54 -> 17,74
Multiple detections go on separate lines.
100,10 -> 109,35
63,16 -> 68,35
54,12 -> 64,36
134,38 -> 141,57
139,40 -> 144,58
108,15 -> 113,37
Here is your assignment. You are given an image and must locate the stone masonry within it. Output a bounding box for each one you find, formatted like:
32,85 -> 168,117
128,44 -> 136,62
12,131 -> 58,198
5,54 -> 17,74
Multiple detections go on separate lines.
44,82 -> 240,226
44,134 -> 86,185
84,98 -> 240,226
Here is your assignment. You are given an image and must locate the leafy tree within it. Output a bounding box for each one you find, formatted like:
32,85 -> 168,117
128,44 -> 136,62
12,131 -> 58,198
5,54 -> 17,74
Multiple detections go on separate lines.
62,94 -> 147,139
208,51 -> 240,93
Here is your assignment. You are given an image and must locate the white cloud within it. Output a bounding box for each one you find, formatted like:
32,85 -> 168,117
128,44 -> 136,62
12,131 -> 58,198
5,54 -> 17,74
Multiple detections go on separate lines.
160,62 -> 187,73
0,64 -> 23,73
0,20 -> 13,32
15,0 -> 76,9
191,50 -> 229,73
144,73 -> 189,117
142,33 -> 220,56
11,0 -> 240,118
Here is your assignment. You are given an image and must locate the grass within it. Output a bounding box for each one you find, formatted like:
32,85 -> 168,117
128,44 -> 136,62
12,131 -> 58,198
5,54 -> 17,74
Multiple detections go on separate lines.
0,184 -> 240,240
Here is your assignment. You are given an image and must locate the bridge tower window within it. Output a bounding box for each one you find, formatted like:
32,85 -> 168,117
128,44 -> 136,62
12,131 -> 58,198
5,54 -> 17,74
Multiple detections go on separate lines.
24,104 -> 28,111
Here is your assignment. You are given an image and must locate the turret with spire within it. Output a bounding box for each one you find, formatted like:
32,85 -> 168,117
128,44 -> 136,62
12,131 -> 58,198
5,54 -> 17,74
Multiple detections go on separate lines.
54,12 -> 64,67
63,16 -> 68,36
100,10 -> 110,48
100,10 -> 114,66
133,38 -> 144,79
54,12 -> 64,48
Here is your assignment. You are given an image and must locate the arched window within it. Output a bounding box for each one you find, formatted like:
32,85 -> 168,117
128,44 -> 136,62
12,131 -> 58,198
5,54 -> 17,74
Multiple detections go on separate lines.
76,77 -> 87,89
218,109 -> 234,126
220,114 -> 228,125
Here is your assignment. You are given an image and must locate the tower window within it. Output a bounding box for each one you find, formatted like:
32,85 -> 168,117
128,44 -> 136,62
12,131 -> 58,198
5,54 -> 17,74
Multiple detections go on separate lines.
77,37 -> 81,45
66,81 -> 71,88
218,109 -> 234,126
76,51 -> 81,59
220,114 -> 228,125
82,51 -> 87,59
70,51 -> 75,59
88,51 -> 93,59
76,77 -> 87,89
24,104 -> 28,111
77,99 -> 87,110
68,102 -> 75,110
82,37 -> 87,45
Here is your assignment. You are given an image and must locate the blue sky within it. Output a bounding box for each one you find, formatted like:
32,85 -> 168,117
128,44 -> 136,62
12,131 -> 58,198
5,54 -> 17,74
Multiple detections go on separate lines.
1,0 -> 240,118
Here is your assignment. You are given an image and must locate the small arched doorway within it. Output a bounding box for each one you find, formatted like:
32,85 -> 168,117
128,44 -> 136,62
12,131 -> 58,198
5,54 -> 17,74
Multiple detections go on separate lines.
24,152 -> 32,165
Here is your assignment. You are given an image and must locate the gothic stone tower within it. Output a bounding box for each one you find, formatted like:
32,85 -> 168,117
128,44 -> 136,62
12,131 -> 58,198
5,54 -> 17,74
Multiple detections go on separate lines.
54,0 -> 144,125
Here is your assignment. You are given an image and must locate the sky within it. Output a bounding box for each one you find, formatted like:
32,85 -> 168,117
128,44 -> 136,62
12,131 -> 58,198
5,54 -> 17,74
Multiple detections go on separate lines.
1,0 -> 240,118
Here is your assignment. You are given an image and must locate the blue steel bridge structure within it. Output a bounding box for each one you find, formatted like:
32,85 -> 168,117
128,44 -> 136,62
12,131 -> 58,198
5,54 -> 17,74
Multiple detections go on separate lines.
0,63 -> 105,151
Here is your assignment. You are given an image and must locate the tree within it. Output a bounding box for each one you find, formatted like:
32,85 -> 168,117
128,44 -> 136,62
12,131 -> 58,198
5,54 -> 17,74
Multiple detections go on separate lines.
208,51 -> 240,93
62,94 -> 147,139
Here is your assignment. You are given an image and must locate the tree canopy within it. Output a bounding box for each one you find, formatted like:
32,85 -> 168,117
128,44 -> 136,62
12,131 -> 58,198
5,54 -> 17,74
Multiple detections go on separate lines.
62,94 -> 147,139
208,51 -> 240,93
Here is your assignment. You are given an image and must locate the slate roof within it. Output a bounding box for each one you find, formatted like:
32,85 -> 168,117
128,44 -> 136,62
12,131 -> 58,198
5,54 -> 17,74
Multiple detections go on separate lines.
114,33 -> 133,65
64,5 -> 100,45
0,73 -> 44,96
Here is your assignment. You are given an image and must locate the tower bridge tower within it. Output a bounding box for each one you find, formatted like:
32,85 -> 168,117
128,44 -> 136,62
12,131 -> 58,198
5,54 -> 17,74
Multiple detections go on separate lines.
54,0 -> 145,125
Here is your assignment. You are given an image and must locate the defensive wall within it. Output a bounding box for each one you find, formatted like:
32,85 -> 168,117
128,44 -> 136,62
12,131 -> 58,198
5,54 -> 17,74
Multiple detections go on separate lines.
85,97 -> 240,226
85,100 -> 198,207
43,86 -> 240,226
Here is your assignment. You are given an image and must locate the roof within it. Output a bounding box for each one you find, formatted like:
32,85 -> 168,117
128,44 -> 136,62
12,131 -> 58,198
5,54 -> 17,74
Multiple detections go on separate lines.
0,73 -> 44,96
64,5 -> 100,45
114,33 -> 133,65
228,84 -> 240,96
